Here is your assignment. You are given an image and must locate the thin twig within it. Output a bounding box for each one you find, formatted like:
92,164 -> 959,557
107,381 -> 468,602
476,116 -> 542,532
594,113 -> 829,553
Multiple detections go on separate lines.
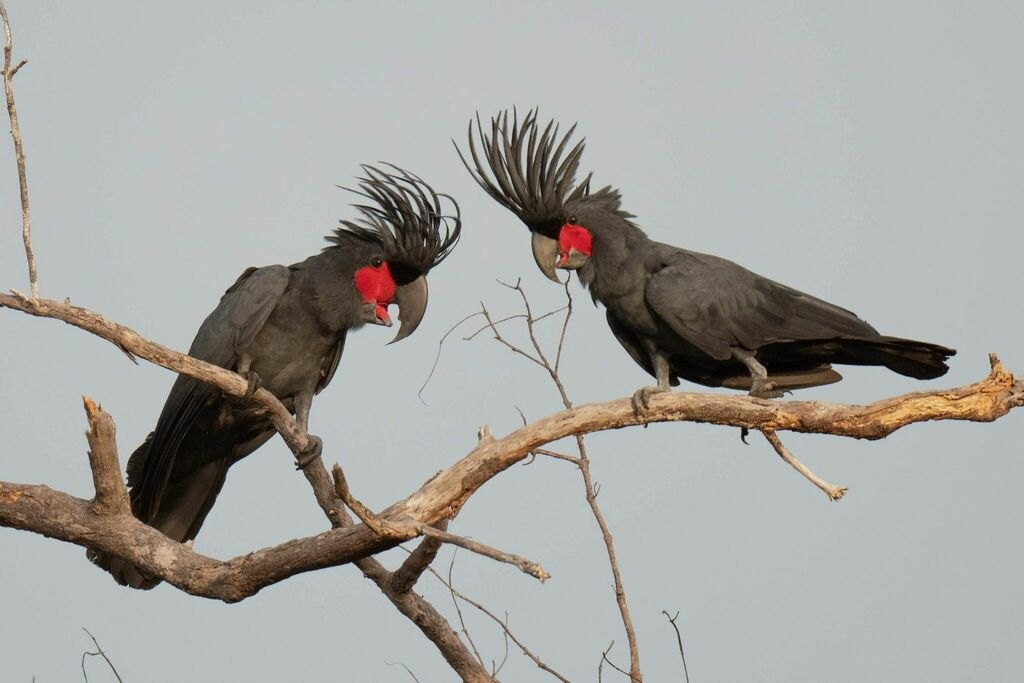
419,525 -> 550,582
429,563 -> 571,682
419,311 -> 484,402
333,463 -> 550,581
600,641 -> 638,682
462,305 -> 568,341
80,628 -> 123,683
481,302 -> 544,367
447,553 -> 488,671
554,280 -> 574,373
1,1 -> 38,298
384,661 -> 422,683
762,429 -> 847,501
492,618 -> 510,678
577,436 -> 642,679
532,447 -> 581,464
498,280 -> 644,680
662,610 -> 691,683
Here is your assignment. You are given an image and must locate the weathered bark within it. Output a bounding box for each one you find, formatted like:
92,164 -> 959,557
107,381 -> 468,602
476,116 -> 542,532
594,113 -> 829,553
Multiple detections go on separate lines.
1,331 -> 1020,602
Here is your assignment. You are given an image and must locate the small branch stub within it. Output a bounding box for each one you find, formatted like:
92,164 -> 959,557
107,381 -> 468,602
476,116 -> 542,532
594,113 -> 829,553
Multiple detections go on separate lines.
82,396 -> 130,516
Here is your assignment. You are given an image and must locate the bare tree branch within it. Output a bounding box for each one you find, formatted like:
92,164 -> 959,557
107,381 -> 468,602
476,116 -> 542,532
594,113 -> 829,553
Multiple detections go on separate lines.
2,292 -> 1021,606
391,520 -> 449,594
1,0 -> 38,298
487,281 -> 644,680
445,553 -> 488,671
333,463 -> 550,581
82,397 -> 130,517
763,429 -> 847,501
427,563 -> 572,682
80,628 -> 123,683
661,610 -> 691,683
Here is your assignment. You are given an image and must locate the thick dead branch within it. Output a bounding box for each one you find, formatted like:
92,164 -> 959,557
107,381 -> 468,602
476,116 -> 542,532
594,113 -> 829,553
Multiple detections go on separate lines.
391,520 -> 449,593
1,296 -> 1021,603
0,302 -> 492,677
0,293 -> 315,457
1,1 -> 38,298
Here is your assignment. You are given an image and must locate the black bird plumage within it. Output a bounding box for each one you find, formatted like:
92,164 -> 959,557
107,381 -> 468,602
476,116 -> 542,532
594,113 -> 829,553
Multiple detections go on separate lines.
459,109 -> 954,406
89,165 -> 460,588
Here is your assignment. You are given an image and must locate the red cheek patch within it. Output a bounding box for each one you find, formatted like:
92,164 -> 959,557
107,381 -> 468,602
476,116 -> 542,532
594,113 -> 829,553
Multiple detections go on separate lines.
354,262 -> 397,322
559,223 -> 593,261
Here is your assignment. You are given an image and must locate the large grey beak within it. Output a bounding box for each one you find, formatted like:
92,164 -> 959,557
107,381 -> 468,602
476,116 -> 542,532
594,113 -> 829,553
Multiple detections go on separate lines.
531,232 -> 561,283
388,275 -> 428,344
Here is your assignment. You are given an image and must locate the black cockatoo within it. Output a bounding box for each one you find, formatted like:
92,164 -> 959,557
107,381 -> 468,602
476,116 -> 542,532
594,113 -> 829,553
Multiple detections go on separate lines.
90,165 -> 460,588
459,110 -> 953,410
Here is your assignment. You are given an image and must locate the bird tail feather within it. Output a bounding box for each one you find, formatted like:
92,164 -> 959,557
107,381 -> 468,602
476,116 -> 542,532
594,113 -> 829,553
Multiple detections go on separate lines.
87,436 -> 229,590
832,336 -> 955,380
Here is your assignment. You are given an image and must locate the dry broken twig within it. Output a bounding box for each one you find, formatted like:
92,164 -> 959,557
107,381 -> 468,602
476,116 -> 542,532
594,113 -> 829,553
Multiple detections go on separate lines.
1,1 -> 38,298
763,429 -> 847,501
661,610 -> 691,683
427,560 -> 572,682
80,628 -> 123,683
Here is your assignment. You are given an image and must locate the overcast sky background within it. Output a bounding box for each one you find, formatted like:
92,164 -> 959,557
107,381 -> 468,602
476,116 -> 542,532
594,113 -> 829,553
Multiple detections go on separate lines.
2,2 -> 1022,681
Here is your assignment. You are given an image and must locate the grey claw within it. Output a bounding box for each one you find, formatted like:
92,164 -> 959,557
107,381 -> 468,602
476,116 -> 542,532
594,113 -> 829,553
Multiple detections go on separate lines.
295,435 -> 323,470
242,371 -> 263,399
631,385 -> 667,415
748,379 -> 783,400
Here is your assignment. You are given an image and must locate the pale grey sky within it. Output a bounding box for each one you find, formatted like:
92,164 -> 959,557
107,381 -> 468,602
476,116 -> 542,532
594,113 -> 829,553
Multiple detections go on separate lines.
2,2 -> 1022,681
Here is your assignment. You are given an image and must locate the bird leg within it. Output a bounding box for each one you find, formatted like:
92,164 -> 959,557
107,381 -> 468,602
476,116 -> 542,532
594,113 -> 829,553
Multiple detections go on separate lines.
235,355 -> 262,398
292,391 -> 323,470
731,347 -> 783,399
632,354 -> 672,414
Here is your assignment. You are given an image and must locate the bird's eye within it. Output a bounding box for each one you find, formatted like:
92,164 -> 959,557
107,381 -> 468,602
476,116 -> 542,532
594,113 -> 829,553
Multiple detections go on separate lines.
370,257 -> 383,268
568,215 -> 578,225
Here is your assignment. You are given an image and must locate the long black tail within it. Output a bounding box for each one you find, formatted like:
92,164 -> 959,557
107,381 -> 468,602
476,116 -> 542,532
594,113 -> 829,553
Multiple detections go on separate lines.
87,434 -> 230,590
831,336 -> 956,379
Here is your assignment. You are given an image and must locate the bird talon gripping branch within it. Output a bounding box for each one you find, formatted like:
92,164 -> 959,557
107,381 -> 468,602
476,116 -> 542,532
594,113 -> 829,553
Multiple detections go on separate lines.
240,369 -> 262,399
631,385 -> 666,415
294,435 -> 324,470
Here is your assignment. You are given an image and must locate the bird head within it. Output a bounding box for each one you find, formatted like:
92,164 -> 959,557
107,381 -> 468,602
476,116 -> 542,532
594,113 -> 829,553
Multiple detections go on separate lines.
456,108 -> 601,282
330,164 -> 461,343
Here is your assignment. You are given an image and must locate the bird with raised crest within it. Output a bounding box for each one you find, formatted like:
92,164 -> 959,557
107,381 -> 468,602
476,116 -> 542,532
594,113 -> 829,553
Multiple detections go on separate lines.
89,165 -> 460,588
458,109 -> 954,413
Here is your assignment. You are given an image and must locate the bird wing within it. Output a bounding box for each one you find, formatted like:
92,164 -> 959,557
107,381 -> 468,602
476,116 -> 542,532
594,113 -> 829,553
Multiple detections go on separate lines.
643,249 -> 877,361
130,265 -> 291,521
315,330 -> 347,395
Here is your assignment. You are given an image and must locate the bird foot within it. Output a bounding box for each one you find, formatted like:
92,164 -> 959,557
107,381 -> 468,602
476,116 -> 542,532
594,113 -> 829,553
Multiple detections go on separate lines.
632,385 -> 668,415
241,370 -> 262,399
748,378 -> 783,400
294,435 -> 323,470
